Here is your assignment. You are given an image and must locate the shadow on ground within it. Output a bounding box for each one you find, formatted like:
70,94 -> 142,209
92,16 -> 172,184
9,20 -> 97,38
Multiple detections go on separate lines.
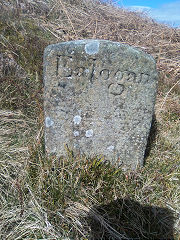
88,198 -> 175,240
144,114 -> 158,161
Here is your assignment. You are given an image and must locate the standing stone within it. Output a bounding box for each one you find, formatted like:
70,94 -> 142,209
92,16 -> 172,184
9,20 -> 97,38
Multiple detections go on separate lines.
43,40 -> 158,169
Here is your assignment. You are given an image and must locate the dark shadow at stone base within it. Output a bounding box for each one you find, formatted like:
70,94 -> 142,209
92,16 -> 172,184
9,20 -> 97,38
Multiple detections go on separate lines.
144,114 -> 158,161
87,198 -> 175,240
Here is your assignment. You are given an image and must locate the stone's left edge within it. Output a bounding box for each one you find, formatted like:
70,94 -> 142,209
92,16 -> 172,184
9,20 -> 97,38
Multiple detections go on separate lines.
43,44 -> 57,155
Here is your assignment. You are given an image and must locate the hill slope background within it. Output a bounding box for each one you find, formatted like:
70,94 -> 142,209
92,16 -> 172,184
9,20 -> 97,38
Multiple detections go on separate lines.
0,0 -> 179,239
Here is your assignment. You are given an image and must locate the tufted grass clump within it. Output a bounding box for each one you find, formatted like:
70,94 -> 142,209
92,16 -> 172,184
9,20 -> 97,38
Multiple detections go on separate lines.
21,137 -> 179,239
26,142 -> 124,212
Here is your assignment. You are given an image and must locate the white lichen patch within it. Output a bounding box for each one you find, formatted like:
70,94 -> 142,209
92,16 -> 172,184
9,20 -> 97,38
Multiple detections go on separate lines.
73,115 -> 81,125
45,117 -> 54,128
74,131 -> 80,137
107,145 -> 115,151
85,129 -> 93,138
52,146 -> 57,152
85,69 -> 90,73
85,41 -> 99,55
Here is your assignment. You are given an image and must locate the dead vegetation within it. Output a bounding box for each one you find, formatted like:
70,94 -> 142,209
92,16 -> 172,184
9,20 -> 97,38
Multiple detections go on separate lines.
0,0 -> 179,239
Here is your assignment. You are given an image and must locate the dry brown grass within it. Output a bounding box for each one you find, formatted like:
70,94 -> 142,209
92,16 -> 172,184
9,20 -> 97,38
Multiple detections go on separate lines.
0,0 -> 180,239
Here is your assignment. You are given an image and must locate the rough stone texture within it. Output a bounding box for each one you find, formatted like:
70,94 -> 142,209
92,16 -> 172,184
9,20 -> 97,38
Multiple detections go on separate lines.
43,40 -> 158,169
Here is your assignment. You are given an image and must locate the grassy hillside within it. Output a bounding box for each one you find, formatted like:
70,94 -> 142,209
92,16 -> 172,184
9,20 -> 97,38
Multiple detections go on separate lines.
0,0 -> 179,239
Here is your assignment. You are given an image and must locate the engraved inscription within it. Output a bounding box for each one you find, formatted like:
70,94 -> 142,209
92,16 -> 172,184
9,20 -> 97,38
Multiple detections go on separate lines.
100,69 -> 110,80
135,73 -> 150,83
74,67 -> 85,77
123,71 -> 136,82
114,70 -> 136,83
57,55 -> 72,77
56,56 -> 150,85
141,73 -> 150,83
109,83 -> 124,96
114,70 -> 123,81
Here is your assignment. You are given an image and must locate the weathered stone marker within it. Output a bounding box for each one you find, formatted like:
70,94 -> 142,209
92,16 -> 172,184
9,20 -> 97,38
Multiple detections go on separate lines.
43,40 -> 158,169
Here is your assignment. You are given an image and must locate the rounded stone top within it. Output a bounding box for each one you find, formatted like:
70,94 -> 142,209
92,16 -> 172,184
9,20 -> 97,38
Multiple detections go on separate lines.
44,39 -> 156,65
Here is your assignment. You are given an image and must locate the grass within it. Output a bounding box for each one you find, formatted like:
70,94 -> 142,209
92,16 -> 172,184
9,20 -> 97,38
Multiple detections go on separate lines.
0,0 -> 179,239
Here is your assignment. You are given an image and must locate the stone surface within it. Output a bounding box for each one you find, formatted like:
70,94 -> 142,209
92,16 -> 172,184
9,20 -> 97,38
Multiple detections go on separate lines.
43,40 -> 158,169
